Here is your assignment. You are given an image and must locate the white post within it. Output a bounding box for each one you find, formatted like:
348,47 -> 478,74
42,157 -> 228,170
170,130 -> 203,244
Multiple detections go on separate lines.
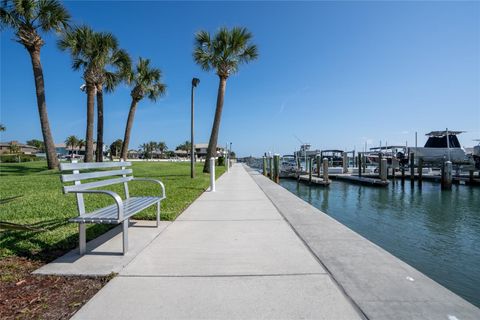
209,157 -> 216,192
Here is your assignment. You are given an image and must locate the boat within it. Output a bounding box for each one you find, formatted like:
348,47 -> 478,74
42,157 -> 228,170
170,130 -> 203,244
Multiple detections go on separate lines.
366,146 -> 408,166
473,139 -> 480,169
279,155 -> 297,178
408,130 -> 468,164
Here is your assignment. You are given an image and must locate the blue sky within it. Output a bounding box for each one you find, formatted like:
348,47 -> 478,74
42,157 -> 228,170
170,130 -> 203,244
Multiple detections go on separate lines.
1,1 -> 479,157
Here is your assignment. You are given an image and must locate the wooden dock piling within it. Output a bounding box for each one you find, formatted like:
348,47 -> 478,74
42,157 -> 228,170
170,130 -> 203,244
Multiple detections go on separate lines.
316,155 -> 321,178
343,152 -> 348,173
273,154 -> 280,183
380,158 -> 387,182
410,152 -> 415,188
358,155 -> 362,177
309,157 -> 313,183
323,158 -> 329,183
418,158 -> 423,187
262,156 -> 267,176
441,161 -> 453,190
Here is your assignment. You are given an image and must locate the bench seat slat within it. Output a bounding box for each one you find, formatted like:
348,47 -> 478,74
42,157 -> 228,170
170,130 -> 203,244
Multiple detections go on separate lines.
61,169 -> 133,182
69,196 -> 160,223
64,177 -> 132,193
60,161 -> 132,171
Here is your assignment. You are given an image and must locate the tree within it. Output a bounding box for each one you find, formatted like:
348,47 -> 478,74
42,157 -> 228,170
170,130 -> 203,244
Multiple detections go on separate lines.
58,26 -> 130,162
1,0 -> 70,169
77,139 -> 85,155
193,27 -> 258,172
176,141 -> 191,152
8,141 -> 21,154
26,139 -> 45,152
139,142 -> 154,159
110,139 -> 123,158
65,135 -> 78,155
120,58 -> 166,160
157,141 -> 167,157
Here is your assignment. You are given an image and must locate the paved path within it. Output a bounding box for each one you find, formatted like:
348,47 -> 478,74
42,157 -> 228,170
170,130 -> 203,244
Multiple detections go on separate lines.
73,164 -> 362,319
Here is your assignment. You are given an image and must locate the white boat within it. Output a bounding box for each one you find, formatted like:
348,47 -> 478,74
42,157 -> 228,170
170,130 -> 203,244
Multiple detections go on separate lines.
279,155 -> 297,178
408,130 -> 468,164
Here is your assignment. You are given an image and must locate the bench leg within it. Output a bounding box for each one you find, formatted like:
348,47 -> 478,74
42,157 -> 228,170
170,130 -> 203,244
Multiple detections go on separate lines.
156,201 -> 161,227
122,219 -> 129,255
79,223 -> 86,255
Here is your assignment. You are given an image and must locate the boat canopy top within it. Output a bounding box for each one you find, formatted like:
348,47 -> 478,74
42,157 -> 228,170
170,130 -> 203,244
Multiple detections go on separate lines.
425,130 -> 464,137
370,145 -> 406,150
321,149 -> 344,153
424,135 -> 461,148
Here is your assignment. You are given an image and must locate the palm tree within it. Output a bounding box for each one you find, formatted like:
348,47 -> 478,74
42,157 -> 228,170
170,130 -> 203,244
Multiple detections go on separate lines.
77,139 -> 85,155
58,26 -> 130,162
121,58 -> 166,160
65,135 -> 78,155
157,141 -> 167,158
94,45 -> 130,162
1,0 -> 70,169
193,27 -> 258,172
8,142 -> 20,154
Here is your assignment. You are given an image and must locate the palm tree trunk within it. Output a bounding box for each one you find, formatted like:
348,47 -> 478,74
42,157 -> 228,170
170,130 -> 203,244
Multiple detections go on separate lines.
203,76 -> 227,173
96,85 -> 104,162
121,99 -> 139,160
28,48 -> 58,169
85,84 -> 95,162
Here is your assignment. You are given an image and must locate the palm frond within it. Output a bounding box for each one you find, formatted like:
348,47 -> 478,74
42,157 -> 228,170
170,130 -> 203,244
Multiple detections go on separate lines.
193,26 -> 258,78
37,0 -> 70,32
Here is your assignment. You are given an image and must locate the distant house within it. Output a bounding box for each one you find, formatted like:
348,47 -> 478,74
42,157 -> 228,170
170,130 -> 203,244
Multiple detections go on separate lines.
55,143 -> 107,157
194,143 -> 225,159
0,141 -> 38,155
174,149 -> 189,158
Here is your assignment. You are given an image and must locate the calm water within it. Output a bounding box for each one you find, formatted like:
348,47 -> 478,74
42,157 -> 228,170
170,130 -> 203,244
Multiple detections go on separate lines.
279,178 -> 480,307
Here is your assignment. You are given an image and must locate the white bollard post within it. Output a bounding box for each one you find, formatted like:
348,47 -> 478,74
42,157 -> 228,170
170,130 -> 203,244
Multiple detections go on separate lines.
209,157 -> 216,192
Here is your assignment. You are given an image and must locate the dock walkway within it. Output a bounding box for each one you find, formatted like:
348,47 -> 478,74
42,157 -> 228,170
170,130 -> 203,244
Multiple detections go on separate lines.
72,164 -> 361,319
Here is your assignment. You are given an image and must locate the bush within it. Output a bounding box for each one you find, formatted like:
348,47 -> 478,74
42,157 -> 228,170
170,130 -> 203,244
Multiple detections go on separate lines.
0,154 -> 40,163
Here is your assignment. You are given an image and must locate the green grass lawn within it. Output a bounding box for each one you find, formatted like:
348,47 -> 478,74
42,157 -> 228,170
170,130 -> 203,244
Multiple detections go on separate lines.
0,161 -> 225,260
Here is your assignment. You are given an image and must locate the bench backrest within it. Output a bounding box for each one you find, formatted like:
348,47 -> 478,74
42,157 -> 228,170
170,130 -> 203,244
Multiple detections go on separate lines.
60,161 -> 133,195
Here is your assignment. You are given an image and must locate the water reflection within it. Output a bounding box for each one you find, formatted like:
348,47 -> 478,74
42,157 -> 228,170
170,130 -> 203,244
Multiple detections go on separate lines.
280,179 -> 480,307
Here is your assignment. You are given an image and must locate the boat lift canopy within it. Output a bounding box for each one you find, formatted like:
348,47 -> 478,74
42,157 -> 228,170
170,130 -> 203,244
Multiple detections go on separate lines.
425,130 -> 464,137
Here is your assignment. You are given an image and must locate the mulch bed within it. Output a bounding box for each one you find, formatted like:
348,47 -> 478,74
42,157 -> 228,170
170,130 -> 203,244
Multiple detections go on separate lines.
0,257 -> 112,319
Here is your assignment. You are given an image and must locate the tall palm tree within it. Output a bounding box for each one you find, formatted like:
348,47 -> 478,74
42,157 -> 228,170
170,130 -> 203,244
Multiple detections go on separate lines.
94,45 -> 130,162
65,135 -> 78,155
58,26 -> 130,162
1,0 -> 70,169
193,27 -> 258,172
120,58 -> 166,160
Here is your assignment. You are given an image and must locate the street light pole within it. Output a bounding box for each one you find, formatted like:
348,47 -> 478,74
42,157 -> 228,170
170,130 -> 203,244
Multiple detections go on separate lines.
191,78 -> 200,178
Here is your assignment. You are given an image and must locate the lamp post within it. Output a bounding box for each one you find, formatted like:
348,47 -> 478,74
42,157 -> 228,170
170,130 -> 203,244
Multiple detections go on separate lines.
191,78 -> 200,178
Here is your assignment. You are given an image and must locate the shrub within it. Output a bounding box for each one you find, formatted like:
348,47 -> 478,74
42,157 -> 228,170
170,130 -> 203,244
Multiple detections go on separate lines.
0,154 -> 40,163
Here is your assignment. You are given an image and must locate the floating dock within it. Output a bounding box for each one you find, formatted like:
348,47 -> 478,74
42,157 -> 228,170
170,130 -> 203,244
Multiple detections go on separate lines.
330,174 -> 389,187
297,174 -> 330,186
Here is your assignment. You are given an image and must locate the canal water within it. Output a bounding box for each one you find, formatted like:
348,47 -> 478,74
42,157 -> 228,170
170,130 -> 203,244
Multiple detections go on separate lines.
279,178 -> 480,307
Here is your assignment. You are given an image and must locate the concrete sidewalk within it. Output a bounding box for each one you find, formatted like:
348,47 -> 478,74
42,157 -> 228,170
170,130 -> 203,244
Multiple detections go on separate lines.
72,164 -> 362,319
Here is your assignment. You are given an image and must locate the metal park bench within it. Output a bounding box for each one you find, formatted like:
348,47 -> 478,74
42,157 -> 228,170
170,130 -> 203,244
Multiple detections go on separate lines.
60,160 -> 166,255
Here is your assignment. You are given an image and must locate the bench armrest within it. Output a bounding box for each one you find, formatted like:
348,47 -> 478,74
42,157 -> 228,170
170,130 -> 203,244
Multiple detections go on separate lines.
131,178 -> 166,199
68,190 -> 125,220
